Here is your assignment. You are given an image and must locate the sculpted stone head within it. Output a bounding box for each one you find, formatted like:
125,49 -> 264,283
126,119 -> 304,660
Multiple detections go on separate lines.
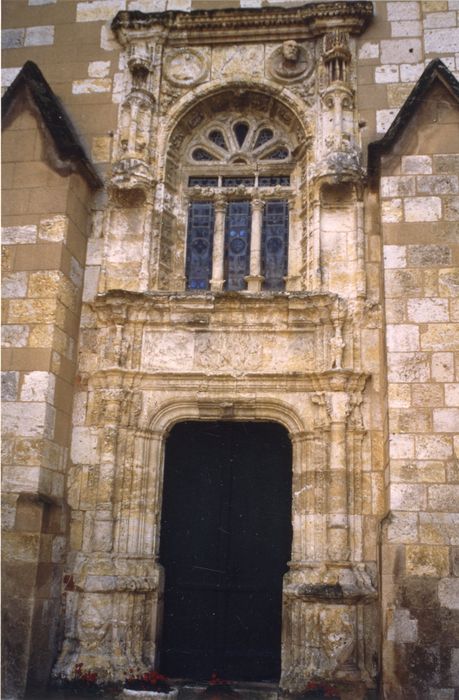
282,40 -> 300,63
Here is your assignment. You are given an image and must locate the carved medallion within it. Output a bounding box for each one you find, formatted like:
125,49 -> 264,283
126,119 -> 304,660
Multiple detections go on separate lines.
268,40 -> 314,84
164,48 -> 209,87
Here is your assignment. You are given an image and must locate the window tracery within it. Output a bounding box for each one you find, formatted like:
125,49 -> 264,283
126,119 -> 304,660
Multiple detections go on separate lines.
188,116 -> 292,165
181,112 -> 297,293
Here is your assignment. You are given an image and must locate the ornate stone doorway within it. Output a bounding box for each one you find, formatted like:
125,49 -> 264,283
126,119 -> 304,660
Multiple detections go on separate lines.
159,421 -> 292,682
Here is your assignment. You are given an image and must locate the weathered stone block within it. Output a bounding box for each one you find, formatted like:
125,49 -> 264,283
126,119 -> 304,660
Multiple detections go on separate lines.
412,384 -> 444,407
380,38 -> 422,63
2,402 -> 49,438
24,25 -> 54,47
424,27 -> 459,52
429,485 -> 459,512
389,434 -> 415,459
402,155 -> 433,174
2,371 -> 19,401
387,607 -> 418,642
2,225 -> 37,245
404,196 -> 442,222
387,1 -> 421,20
391,20 -> 422,37
407,298 -> 449,322
388,383 -> 412,408
417,175 -> 459,196
406,544 -> 450,576
445,384 -> 459,406
385,270 -> 423,297
375,64 -> 400,83
422,325 -> 459,352
387,324 -> 419,351
386,512 -> 419,543
70,427 -> 99,465
2,325 -> 30,348
432,353 -> 455,382
433,408 -> 459,432
407,245 -> 452,267
391,483 -> 427,510
20,371 -> 55,403
438,269 -> 459,296
381,176 -> 415,197
72,78 -> 112,95
382,199 -> 403,223
420,512 -> 459,545
388,352 -> 430,383
2,272 -> 28,299
384,244 -> 406,269
76,0 -> 125,22
416,434 -> 452,459
438,578 -> 459,609
38,215 -> 68,242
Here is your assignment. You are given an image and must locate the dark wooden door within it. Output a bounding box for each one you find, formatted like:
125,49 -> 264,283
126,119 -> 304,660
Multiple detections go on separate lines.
159,421 -> 292,682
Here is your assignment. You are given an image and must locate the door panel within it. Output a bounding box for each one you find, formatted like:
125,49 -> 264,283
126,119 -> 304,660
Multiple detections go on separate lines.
159,422 -> 292,682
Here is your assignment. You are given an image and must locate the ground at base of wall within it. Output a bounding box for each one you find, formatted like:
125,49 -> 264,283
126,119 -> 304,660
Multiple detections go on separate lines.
24,685 -> 380,700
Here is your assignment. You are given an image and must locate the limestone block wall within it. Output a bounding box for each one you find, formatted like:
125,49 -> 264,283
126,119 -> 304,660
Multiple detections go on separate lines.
1,102 -> 93,696
379,83 -> 459,698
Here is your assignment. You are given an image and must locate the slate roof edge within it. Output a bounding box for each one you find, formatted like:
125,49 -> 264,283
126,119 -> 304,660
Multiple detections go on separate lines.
2,61 -> 103,189
367,58 -> 459,187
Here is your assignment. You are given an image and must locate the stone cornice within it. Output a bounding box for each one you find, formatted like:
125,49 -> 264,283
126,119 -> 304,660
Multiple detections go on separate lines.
112,2 -> 373,46
91,289 -> 344,327
86,367 -> 369,395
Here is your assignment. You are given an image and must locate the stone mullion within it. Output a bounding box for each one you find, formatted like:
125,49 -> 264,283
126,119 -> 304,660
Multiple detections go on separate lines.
245,198 -> 264,291
113,424 -> 141,555
309,426 -> 329,562
311,197 -> 322,291
92,415 -> 119,554
285,199 -> 301,291
349,426 -> 365,562
139,196 -> 156,292
210,197 -> 226,292
326,393 -> 351,563
355,198 -> 366,298
290,431 -> 313,563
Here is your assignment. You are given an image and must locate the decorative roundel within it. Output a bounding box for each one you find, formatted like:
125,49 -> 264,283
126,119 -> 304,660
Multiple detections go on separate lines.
164,48 -> 209,87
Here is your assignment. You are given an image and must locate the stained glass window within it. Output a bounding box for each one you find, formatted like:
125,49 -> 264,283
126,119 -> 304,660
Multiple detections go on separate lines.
222,177 -> 255,187
233,122 -> 249,147
254,128 -> 274,149
188,176 -> 218,187
192,148 -> 216,161
186,201 -> 215,290
208,130 -> 227,149
224,201 -> 251,291
262,147 -> 289,160
261,200 -> 289,291
258,175 -> 290,187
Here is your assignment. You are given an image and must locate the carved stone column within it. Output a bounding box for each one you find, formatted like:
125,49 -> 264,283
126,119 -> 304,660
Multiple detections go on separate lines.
245,197 -> 264,291
326,391 -> 351,562
210,195 -> 227,292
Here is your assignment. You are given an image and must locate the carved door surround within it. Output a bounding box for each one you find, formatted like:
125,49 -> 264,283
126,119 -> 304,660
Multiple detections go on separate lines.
54,3 -> 380,697
55,366 -> 377,694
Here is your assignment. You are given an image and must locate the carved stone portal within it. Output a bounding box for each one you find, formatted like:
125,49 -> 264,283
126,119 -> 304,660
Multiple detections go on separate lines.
54,3 -> 378,698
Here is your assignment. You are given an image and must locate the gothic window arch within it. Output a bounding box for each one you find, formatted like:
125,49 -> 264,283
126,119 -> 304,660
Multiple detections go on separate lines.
161,92 -> 307,293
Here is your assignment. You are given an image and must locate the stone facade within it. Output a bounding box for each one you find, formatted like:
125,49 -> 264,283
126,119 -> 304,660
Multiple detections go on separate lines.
1,2 -> 459,699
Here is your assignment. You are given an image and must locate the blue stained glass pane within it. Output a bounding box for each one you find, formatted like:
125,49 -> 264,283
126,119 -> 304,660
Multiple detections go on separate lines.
224,201 -> 251,291
262,199 -> 288,291
186,201 -> 215,291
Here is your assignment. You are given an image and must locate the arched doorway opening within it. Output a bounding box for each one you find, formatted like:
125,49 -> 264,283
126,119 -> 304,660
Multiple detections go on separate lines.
159,421 -> 292,683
